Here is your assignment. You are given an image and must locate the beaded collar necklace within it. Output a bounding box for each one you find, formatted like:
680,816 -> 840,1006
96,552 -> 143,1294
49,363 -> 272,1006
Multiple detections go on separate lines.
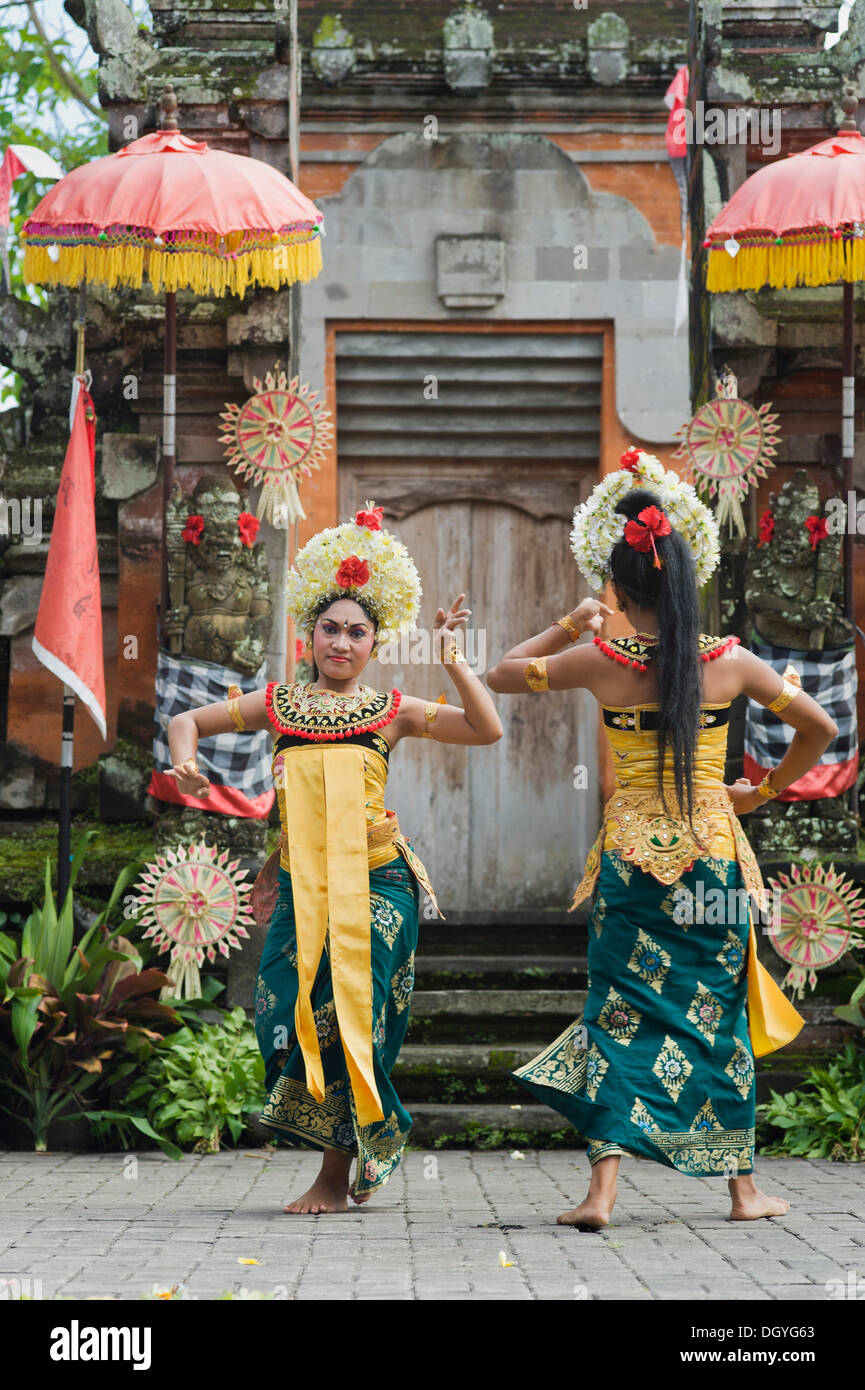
593,633 -> 739,673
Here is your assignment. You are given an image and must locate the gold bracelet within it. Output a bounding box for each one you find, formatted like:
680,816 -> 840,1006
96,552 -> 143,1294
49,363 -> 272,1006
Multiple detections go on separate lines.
523,656 -> 549,692
225,683 -> 247,732
554,615 -> 581,643
421,701 -> 440,740
756,769 -> 781,800
443,639 -> 467,665
767,674 -> 801,715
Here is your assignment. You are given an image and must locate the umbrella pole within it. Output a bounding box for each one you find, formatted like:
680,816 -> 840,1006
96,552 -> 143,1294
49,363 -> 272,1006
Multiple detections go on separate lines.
842,279 -> 859,822
842,280 -> 854,622
57,686 -> 75,907
159,290 -> 177,647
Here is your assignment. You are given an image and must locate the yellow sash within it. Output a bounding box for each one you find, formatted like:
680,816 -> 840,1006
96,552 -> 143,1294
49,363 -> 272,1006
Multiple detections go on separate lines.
747,920 -> 805,1058
283,743 -> 384,1126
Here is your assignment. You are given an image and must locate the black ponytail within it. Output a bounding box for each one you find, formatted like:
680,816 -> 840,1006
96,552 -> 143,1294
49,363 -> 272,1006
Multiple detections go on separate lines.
609,488 -> 702,824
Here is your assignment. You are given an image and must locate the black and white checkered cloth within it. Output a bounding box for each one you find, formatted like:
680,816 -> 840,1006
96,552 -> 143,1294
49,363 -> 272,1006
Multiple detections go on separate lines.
744,634 -> 858,798
152,647 -> 273,804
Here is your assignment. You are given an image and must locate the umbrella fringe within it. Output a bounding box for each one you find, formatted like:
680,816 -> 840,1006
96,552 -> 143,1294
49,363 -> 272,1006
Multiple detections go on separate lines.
22,238 -> 323,295
707,239 -> 865,292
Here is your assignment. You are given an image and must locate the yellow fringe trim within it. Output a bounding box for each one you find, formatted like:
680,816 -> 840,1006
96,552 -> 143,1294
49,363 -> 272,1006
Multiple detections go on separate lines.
706,239 -> 865,292
22,238 -> 323,295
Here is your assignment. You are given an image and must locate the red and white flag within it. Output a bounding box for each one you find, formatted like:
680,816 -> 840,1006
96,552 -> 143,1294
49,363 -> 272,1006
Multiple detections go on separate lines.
32,384 -> 107,739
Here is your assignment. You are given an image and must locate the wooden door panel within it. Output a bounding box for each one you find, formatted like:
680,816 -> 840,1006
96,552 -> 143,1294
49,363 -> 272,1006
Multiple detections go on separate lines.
339,467 -> 599,912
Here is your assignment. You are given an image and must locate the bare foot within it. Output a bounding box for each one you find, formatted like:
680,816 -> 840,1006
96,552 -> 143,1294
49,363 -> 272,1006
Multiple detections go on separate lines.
283,1176 -> 349,1214
729,1185 -> 791,1221
556,1197 -> 614,1230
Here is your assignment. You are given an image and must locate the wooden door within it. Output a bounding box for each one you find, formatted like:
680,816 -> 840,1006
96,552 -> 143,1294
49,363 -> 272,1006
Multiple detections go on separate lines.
339,466 -> 599,915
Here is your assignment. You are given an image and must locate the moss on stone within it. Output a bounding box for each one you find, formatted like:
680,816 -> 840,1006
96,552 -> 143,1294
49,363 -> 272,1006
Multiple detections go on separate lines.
0,819 -> 156,903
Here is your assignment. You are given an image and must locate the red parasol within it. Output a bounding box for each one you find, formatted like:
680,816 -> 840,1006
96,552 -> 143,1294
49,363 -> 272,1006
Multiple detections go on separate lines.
19,87 -> 324,646
20,127 -> 323,296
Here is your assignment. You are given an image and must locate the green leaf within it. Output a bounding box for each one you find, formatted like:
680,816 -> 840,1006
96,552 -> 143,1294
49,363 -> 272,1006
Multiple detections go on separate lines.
85,1110 -> 183,1161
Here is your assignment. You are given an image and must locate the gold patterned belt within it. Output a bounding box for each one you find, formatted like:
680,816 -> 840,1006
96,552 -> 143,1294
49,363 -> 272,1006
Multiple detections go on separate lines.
570,784 -> 766,910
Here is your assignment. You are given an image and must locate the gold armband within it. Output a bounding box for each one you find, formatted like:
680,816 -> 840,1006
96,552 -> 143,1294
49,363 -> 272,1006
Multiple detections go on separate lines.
524,656 -> 549,692
421,701 -> 440,739
767,676 -> 801,715
554,615 -> 581,643
225,683 -> 247,731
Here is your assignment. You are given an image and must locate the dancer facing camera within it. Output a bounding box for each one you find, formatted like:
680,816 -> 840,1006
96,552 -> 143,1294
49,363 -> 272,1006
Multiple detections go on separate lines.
486,453 -> 836,1230
166,501 -> 502,1213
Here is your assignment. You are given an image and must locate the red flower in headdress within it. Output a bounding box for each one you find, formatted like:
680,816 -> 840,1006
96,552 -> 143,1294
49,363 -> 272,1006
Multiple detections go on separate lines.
295,638 -> 307,662
336,555 -> 370,588
757,509 -> 774,547
355,504 -> 384,530
619,448 -> 642,472
805,514 -> 828,550
624,505 -> 671,569
182,514 -> 205,545
237,511 -> 260,547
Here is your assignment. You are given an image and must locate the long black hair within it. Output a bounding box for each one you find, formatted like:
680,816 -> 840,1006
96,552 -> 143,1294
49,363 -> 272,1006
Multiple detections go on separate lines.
306,593 -> 379,683
609,488 -> 702,824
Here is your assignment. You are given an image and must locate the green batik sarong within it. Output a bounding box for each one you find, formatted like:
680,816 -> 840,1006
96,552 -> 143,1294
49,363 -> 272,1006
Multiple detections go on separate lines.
514,850 -> 756,1176
254,857 -> 419,1195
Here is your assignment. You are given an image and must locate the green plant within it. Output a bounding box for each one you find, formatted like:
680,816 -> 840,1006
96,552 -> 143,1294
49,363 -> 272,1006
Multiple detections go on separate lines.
757,1042 -> 865,1161
93,1007 -> 265,1155
833,965 -> 865,1028
0,831 -> 180,1152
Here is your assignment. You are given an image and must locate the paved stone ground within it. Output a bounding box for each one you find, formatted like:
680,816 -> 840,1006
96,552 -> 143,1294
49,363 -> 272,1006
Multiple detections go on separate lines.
1,1149 -> 863,1301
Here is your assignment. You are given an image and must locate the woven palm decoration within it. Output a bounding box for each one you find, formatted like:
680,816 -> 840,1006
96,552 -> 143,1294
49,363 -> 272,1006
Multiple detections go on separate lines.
673,371 -> 780,537
765,862 -> 865,999
132,841 -> 255,1000
219,364 -> 332,526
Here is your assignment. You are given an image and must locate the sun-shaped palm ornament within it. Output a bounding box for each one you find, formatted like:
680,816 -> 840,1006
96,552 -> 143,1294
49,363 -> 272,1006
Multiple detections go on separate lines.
219,363 -> 333,526
765,862 -> 865,999
673,370 -> 780,538
132,841 -> 256,1000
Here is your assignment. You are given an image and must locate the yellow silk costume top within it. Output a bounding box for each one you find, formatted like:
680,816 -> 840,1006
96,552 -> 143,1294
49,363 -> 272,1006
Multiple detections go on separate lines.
264,680 -> 443,1126
569,636 -> 804,1058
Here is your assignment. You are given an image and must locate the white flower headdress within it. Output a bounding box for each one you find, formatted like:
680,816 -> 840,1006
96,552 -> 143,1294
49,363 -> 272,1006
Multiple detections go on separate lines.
570,449 -> 721,591
286,500 -> 422,646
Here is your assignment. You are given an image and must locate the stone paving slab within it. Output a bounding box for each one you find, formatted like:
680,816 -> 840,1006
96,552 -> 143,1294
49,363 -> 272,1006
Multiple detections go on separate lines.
1,1149 -> 863,1302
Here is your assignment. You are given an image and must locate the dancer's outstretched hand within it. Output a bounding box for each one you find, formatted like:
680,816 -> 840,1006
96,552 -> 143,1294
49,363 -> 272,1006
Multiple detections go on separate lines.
165,757 -> 211,798
433,592 -> 472,650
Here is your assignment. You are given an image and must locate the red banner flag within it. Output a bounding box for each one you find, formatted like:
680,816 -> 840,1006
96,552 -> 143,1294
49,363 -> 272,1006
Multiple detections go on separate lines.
31,384 -> 107,739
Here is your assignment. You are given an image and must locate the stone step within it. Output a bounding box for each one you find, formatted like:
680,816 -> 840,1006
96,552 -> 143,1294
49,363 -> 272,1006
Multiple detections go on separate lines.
417,917 -> 589,951
407,989 -> 585,1042
411,989 -> 586,1015
407,1102 -> 580,1147
394,1041 -> 544,1101
414,954 -> 587,989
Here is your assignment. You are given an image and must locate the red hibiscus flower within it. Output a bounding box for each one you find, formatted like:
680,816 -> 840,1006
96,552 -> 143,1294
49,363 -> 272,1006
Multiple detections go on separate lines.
619,448 -> 643,472
757,509 -> 774,547
355,503 -> 384,530
237,512 -> 260,547
295,638 -> 307,662
624,505 -> 671,569
336,555 -> 370,588
182,514 -> 205,545
805,514 -> 828,550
